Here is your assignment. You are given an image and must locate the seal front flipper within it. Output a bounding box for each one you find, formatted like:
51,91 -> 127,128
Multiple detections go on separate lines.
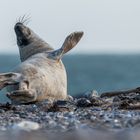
47,31 -> 84,60
0,72 -> 22,90
7,89 -> 37,104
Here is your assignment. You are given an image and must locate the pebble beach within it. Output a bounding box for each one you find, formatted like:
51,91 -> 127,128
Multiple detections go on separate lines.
0,90 -> 140,140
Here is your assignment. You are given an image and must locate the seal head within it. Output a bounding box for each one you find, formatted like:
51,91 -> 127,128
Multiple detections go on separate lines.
14,22 -> 53,61
14,22 -> 32,47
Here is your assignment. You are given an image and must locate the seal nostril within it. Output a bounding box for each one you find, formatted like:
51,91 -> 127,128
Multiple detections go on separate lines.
15,22 -> 23,29
15,23 -> 24,33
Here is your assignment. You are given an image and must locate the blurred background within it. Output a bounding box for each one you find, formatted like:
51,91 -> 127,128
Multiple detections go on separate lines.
0,0 -> 140,102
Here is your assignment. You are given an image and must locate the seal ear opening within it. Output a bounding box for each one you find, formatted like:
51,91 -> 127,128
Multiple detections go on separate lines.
47,31 -> 84,60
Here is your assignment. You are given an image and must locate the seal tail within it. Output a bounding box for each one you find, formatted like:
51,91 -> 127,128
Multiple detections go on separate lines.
47,31 -> 84,60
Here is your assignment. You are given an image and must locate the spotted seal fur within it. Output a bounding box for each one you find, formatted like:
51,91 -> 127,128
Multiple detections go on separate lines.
0,19 -> 83,104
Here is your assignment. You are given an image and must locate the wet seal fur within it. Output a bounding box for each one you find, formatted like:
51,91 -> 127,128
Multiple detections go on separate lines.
0,20 -> 83,104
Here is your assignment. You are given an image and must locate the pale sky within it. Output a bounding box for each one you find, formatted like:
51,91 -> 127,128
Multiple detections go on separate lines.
0,0 -> 140,54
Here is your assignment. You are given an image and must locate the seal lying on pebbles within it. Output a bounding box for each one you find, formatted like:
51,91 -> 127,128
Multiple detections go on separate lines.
0,20 -> 83,104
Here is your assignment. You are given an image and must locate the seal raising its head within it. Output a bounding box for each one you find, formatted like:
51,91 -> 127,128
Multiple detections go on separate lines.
0,20 -> 83,104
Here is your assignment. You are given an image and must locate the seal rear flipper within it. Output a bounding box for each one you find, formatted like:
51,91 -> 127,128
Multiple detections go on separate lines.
47,31 -> 84,60
0,72 -> 22,90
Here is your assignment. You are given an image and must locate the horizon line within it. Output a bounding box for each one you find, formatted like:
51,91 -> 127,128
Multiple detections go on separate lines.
1,52 -> 140,56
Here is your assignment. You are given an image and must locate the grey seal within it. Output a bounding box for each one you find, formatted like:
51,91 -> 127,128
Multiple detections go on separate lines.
0,20 -> 83,104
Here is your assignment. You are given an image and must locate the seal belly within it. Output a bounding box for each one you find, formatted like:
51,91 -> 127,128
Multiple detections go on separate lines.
30,60 -> 67,101
12,56 -> 67,101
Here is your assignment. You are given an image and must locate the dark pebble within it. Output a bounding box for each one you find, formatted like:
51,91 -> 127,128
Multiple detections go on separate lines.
77,98 -> 92,107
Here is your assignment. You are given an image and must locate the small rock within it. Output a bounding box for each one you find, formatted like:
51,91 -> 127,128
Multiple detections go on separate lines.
36,99 -> 54,112
36,99 -> 53,106
50,100 -> 76,112
113,96 -> 121,102
90,116 -> 96,121
0,109 -> 5,113
133,94 -> 140,101
66,95 -> 74,101
77,98 -> 92,107
84,90 -> 99,99
19,112 -> 27,118
90,96 -> 104,106
47,120 -> 57,129
55,100 -> 69,107
113,119 -> 122,129
90,90 -> 99,98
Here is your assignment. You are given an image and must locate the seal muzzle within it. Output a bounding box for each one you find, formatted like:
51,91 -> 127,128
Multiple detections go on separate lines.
14,22 -> 31,47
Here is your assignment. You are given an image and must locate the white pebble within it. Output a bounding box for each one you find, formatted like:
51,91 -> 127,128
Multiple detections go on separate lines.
12,121 -> 40,131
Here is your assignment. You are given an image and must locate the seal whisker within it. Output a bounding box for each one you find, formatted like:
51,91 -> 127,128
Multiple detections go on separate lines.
18,16 -> 22,23
19,14 -> 31,25
17,17 -> 20,23
23,16 -> 31,25
21,14 -> 26,23
15,17 -> 18,24
16,15 -> 28,24
25,14 -> 31,24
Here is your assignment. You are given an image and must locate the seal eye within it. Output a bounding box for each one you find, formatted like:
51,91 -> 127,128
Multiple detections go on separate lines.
22,39 -> 30,46
17,38 -> 30,47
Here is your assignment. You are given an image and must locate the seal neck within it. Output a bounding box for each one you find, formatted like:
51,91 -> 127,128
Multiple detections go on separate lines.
19,40 -> 53,62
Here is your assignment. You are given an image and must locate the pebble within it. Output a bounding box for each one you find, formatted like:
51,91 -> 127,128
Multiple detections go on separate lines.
11,121 -> 40,131
84,90 -> 99,99
66,95 -> 74,101
76,98 -> 92,107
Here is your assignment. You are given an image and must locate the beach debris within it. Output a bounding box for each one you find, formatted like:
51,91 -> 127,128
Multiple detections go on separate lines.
100,87 -> 140,98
